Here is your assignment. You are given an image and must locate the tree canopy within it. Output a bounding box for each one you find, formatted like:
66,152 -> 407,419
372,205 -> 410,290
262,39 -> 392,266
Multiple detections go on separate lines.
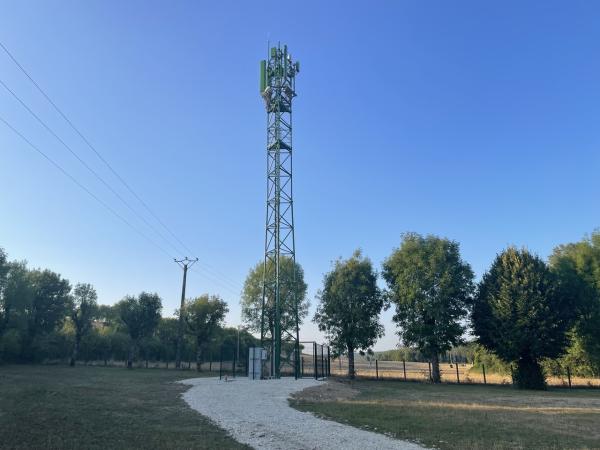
473,247 -> 577,389
184,294 -> 228,371
69,283 -> 98,366
117,292 -> 162,368
382,233 -> 474,383
549,232 -> 600,374
314,250 -> 384,378
241,257 -> 309,335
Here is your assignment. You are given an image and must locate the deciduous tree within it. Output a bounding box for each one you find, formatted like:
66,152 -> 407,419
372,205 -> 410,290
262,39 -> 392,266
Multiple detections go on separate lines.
314,250 -> 384,378
69,283 -> 98,366
184,295 -> 228,371
382,233 -> 474,383
25,269 -> 71,361
117,292 -> 162,368
550,232 -> 600,374
241,257 -> 309,337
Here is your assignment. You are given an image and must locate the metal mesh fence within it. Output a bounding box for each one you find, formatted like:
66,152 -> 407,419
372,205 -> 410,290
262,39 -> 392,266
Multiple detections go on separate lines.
299,342 -> 330,380
330,357 -> 600,387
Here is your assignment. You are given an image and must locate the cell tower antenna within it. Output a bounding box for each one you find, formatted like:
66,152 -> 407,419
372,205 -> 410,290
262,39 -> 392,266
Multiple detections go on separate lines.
259,43 -> 301,379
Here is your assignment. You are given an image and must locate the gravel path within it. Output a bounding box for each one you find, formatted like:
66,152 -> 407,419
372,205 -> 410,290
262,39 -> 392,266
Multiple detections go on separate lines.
178,377 -> 424,450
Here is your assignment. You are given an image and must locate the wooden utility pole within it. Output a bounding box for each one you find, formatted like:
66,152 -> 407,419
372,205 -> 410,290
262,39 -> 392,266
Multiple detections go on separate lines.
175,257 -> 198,368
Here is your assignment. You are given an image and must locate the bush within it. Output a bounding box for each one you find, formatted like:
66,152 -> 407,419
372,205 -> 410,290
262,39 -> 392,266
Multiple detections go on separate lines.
0,329 -> 23,363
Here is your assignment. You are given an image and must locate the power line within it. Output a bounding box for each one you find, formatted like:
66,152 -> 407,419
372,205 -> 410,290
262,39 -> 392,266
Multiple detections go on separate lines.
196,260 -> 243,291
2,114 -> 242,297
0,40 -> 193,258
0,77 -> 186,258
0,40 -> 243,295
189,266 -> 241,298
0,115 -> 175,260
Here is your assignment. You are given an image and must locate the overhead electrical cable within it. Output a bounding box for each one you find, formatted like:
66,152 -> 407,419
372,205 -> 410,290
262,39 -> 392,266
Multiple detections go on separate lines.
0,40 -> 192,257
1,116 -> 241,297
189,267 -> 241,297
0,77 -> 185,258
0,115 -> 175,260
0,40 -> 243,294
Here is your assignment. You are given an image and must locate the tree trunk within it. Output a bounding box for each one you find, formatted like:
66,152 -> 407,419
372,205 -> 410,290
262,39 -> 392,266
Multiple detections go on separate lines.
196,341 -> 203,372
514,356 -> 546,390
70,334 -> 81,367
431,352 -> 441,383
127,344 -> 135,369
347,344 -> 355,379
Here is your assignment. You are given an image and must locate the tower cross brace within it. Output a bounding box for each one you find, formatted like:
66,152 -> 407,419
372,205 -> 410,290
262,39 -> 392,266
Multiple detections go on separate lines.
259,43 -> 300,379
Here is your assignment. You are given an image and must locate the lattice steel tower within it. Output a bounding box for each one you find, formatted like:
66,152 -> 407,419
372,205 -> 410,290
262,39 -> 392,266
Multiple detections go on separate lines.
259,43 -> 300,379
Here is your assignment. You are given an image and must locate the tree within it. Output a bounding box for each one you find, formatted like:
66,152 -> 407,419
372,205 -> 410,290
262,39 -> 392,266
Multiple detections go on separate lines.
25,269 -> 71,361
550,232 -> 600,374
0,247 -> 8,301
382,233 -> 474,383
117,292 -> 162,368
69,283 -> 98,366
314,250 -> 384,379
184,295 -> 228,371
473,247 -> 576,389
1,261 -> 29,334
241,257 -> 309,336
97,304 -> 120,326
157,317 -> 179,366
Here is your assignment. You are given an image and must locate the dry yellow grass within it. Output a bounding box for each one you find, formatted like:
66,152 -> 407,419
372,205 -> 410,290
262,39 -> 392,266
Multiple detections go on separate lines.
330,360 -> 600,387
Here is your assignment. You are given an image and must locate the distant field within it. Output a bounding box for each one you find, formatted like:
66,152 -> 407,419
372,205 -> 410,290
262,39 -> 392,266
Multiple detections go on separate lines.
291,379 -> 600,450
330,359 -> 600,387
0,365 -> 249,450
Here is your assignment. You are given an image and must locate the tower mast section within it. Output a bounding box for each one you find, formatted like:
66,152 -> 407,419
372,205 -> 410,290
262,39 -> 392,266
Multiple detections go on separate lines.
259,43 -> 300,379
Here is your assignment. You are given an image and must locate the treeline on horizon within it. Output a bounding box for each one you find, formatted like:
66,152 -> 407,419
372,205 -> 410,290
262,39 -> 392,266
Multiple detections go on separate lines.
0,248 -> 257,367
265,230 -> 600,390
2,228 -> 600,390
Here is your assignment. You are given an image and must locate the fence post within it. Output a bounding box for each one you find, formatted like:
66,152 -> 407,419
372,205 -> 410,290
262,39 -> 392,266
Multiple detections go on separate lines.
294,347 -> 298,380
327,346 -> 331,377
428,362 -> 432,382
510,365 -> 514,386
403,360 -> 407,381
456,362 -> 460,384
482,364 -> 487,385
301,356 -> 304,378
246,352 -> 249,378
313,342 -> 318,380
321,347 -> 325,379
209,360 -> 212,372
233,349 -> 237,379
567,366 -> 572,389
219,348 -> 223,380
376,360 -> 379,380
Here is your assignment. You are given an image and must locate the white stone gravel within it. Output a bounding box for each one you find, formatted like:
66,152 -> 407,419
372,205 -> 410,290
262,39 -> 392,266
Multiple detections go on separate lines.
178,377 -> 425,450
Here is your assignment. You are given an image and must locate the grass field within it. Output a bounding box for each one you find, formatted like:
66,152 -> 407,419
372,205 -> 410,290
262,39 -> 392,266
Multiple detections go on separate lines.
0,365 -> 249,450
291,379 -> 600,450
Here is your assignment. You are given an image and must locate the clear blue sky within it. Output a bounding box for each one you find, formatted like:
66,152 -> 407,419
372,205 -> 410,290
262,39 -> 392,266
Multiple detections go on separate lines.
1,1 -> 599,350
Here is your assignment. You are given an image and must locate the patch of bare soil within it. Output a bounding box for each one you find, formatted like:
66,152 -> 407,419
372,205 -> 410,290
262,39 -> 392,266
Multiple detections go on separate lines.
292,378 -> 359,402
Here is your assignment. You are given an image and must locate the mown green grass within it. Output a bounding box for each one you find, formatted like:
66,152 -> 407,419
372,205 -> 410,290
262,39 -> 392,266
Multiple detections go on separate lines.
0,365 -> 248,450
291,380 -> 600,449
